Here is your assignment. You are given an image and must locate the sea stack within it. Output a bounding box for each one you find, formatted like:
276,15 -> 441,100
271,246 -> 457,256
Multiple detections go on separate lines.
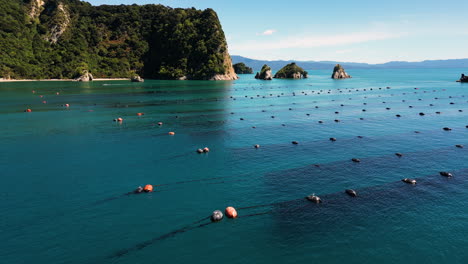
456,74 -> 468,83
331,64 -> 351,79
274,63 -> 308,79
255,64 -> 273,80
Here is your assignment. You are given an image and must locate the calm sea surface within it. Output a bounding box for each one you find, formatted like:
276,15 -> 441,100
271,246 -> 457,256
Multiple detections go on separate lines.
1,68 -> 468,263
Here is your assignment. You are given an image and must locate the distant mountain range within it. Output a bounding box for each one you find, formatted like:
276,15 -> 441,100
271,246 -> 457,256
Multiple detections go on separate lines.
231,55 -> 468,71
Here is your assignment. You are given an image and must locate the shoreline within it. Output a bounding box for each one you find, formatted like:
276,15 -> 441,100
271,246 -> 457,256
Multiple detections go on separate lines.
0,78 -> 130,82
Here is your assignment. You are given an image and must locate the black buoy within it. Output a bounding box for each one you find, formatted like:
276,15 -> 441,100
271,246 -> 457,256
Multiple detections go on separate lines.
254,144 -> 260,149
292,141 -> 299,145
419,112 -> 425,116
396,114 -> 401,117
330,137 -> 337,142
455,144 -> 464,148
443,127 -> 452,131
306,194 -> 322,203
351,158 -> 361,163
395,153 -> 403,157
345,189 -> 357,197
402,178 -> 417,184
439,171 -> 453,177
211,210 -> 224,222
134,186 -> 144,194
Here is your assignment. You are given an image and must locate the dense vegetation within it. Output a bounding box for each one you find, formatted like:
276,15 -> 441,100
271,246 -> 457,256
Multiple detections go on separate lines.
274,63 -> 308,79
233,63 -> 253,74
0,0 -> 233,80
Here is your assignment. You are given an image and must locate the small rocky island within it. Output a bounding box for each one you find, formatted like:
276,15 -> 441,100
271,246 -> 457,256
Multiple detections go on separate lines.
131,75 -> 144,82
456,74 -> 468,83
74,70 -> 93,82
255,64 -> 273,80
233,63 -> 253,74
331,64 -> 351,79
273,63 -> 308,79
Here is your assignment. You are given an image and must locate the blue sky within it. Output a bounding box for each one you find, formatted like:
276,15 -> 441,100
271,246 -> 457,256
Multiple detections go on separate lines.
86,0 -> 468,63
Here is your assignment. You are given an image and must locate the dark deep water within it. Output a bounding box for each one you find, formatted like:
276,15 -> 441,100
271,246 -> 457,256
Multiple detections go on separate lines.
1,68 -> 468,263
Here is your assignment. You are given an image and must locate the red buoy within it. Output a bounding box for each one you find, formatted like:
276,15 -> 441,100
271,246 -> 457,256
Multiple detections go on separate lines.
225,207 -> 238,218
25,109 -> 32,112
143,184 -> 154,192
137,113 -> 144,116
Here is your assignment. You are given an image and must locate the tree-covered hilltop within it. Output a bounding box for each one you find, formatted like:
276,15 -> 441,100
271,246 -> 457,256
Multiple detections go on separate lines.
0,0 -> 237,80
233,63 -> 253,74
274,63 -> 308,79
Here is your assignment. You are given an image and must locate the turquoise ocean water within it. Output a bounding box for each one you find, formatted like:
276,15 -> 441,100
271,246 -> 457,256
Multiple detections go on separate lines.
1,68 -> 468,263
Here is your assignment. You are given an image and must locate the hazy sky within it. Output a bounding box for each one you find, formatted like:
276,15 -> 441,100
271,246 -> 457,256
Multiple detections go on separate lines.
86,0 -> 468,63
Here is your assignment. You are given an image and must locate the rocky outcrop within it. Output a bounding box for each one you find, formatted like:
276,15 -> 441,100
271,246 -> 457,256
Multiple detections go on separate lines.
45,3 -> 71,44
131,75 -> 144,82
274,63 -> 308,79
255,64 -> 273,80
233,63 -> 253,74
331,64 -> 351,79
28,0 -> 45,22
456,74 -> 468,83
74,71 -> 93,82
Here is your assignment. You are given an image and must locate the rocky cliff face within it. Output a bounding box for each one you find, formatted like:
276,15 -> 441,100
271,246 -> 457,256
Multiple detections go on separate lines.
255,64 -> 273,80
44,2 -> 70,44
28,0 -> 45,21
331,64 -> 351,79
209,51 -> 238,80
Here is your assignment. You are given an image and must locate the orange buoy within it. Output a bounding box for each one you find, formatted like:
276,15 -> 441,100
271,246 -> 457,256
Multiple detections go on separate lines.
137,113 -> 144,116
117,117 -> 123,122
225,207 -> 238,218
143,184 -> 154,192
203,147 -> 210,153
168,132 -> 175,135
25,109 -> 32,112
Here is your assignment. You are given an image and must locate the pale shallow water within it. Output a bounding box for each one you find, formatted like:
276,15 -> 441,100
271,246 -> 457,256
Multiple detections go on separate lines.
1,68 -> 468,263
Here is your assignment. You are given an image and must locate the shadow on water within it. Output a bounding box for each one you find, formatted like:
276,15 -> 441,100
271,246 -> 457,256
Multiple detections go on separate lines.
107,168 -> 468,260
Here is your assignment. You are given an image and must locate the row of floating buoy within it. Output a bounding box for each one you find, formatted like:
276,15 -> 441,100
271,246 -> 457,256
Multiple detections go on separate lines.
210,170 -> 456,220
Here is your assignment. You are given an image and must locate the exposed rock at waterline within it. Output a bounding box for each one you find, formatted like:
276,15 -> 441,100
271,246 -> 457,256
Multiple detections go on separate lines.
255,64 -> 273,80
131,75 -> 144,82
331,64 -> 351,79
457,74 -> 468,83
74,70 -> 93,82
